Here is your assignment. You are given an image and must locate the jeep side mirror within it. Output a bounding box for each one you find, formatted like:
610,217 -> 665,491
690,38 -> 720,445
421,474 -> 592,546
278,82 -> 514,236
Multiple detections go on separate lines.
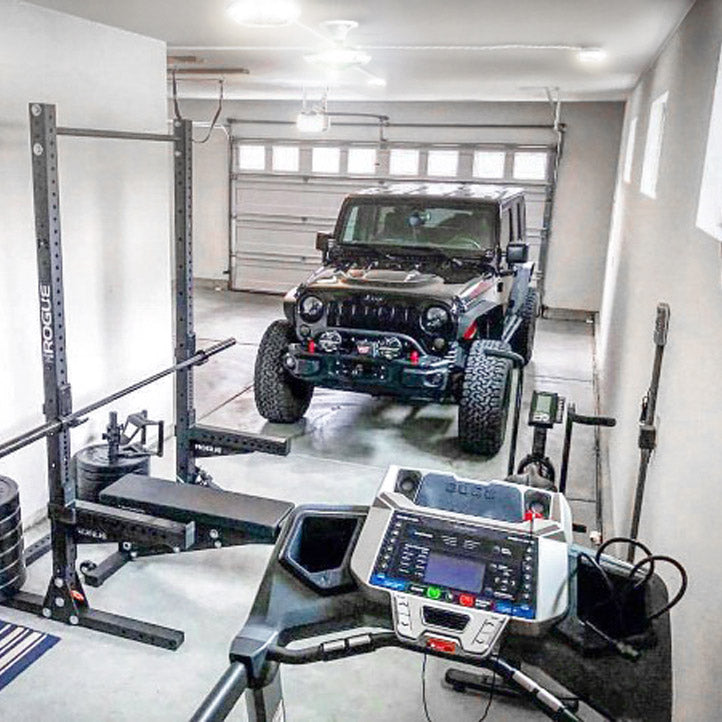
315,232 -> 334,252
506,242 -> 529,265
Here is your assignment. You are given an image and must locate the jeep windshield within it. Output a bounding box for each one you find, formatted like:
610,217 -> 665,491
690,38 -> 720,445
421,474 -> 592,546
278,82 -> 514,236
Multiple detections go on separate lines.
337,199 -> 498,256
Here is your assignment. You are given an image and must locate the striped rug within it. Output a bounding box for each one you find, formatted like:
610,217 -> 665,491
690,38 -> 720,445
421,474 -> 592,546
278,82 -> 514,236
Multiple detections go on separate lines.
0,620 -> 59,691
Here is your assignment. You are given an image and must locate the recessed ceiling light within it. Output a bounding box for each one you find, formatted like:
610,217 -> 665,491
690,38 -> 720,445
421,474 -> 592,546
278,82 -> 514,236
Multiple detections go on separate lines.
367,76 -> 387,87
304,47 -> 372,70
226,0 -> 301,27
578,47 -> 606,63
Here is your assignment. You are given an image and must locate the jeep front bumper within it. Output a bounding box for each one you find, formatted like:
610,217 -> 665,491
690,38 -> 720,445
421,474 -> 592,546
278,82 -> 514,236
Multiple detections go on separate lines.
283,343 -> 454,400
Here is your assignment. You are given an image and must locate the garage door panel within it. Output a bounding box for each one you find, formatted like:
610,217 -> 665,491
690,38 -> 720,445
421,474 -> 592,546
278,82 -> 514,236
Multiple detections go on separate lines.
230,139 -> 555,292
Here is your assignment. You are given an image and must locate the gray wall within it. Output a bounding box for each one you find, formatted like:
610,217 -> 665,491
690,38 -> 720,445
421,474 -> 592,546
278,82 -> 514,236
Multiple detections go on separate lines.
0,1 -> 172,522
597,0 -> 722,717
184,99 -> 623,312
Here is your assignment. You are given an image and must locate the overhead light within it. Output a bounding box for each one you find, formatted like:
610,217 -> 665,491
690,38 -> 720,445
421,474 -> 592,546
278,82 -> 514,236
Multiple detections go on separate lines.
578,47 -> 606,63
304,47 -> 372,71
226,0 -> 300,27
296,111 -> 329,133
367,76 -> 387,87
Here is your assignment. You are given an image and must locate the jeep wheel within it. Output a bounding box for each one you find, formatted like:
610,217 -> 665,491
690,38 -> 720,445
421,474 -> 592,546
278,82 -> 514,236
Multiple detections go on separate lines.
458,339 -> 513,456
254,320 -> 313,423
510,288 -> 539,365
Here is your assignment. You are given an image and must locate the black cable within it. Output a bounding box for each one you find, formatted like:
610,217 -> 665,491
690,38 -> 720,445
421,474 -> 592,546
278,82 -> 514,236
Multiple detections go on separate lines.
626,554 -> 688,622
478,634 -> 507,722
595,537 -> 655,585
421,652 -> 433,722
194,80 -> 224,144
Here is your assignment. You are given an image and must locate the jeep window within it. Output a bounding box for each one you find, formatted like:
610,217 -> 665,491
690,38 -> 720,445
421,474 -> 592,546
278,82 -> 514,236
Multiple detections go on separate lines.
338,200 -> 498,253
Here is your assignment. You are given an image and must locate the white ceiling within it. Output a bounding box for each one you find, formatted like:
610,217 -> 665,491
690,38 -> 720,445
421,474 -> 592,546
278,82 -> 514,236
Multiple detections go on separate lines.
26,0 -> 694,102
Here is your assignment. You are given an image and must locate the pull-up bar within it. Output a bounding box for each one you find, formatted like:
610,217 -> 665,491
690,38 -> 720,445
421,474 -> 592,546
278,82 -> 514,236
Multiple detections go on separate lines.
56,127 -> 175,143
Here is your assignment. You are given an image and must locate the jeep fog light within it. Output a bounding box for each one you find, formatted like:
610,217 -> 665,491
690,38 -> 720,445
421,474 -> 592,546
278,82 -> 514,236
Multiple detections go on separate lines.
284,354 -> 296,370
318,330 -> 342,353
432,337 -> 446,352
299,295 -> 324,322
378,336 -> 403,360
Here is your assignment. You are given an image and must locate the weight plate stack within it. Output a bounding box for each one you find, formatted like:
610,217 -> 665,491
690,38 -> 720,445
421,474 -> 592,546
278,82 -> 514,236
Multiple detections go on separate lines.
0,475 -> 26,600
74,444 -> 150,503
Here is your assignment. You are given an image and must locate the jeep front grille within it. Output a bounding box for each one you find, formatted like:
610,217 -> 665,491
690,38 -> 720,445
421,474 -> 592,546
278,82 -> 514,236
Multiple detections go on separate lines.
327,299 -> 421,337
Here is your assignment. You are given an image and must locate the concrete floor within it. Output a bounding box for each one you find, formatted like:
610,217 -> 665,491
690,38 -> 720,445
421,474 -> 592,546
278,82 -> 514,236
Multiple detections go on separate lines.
0,288 -> 605,721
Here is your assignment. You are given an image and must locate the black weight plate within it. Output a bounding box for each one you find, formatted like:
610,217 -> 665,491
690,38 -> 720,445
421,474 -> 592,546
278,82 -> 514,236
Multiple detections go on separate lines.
0,521 -> 22,553
0,556 -> 26,592
0,476 -> 19,517
0,539 -> 23,571
0,507 -> 21,537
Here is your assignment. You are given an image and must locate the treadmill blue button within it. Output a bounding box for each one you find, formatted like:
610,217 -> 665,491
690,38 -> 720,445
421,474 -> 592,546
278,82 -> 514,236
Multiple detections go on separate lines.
513,605 -> 535,619
370,575 -> 406,591
494,600 -> 513,615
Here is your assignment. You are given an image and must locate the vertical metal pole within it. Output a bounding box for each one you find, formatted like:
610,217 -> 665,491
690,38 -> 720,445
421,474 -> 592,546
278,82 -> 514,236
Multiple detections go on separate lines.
174,119 -> 197,483
246,673 -> 284,722
28,103 -> 84,616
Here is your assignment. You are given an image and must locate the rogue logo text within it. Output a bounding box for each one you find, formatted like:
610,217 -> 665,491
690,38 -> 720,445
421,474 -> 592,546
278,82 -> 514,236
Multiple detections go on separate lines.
39,284 -> 54,360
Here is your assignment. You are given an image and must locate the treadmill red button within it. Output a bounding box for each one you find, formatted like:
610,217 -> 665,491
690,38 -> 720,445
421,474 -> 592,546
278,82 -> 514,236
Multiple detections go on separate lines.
427,638 -> 456,654
459,594 -> 475,607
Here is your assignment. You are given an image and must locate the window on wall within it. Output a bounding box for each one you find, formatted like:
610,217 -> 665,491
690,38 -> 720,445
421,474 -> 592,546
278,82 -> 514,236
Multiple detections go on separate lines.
312,147 -> 341,174
623,117 -> 638,184
473,150 -> 506,179
389,148 -> 420,176
640,91 -> 669,198
272,145 -> 299,172
513,152 -> 548,181
697,48 -> 722,242
427,149 -> 459,177
347,147 -> 377,175
237,144 -> 266,171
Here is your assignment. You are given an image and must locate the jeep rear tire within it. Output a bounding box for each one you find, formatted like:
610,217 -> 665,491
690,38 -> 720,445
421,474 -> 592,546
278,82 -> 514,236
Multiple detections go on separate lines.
254,320 -> 314,423
458,339 -> 513,456
510,287 -> 539,365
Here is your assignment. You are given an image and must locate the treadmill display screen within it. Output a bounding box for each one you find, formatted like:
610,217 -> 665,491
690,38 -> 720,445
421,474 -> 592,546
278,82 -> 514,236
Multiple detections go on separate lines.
424,553 -> 485,594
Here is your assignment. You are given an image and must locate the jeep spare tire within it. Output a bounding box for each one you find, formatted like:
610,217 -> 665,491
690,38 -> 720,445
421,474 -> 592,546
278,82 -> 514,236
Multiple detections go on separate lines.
254,320 -> 314,423
510,287 -> 539,366
458,339 -> 513,456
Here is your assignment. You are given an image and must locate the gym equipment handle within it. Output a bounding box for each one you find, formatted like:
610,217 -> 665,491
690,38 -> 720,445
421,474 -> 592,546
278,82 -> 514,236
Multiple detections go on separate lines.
0,338 -> 236,460
190,662 -> 248,722
567,410 -> 616,427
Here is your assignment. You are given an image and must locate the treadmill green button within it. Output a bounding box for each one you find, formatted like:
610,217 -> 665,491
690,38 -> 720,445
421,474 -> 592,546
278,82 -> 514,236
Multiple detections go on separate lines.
427,587 -> 441,600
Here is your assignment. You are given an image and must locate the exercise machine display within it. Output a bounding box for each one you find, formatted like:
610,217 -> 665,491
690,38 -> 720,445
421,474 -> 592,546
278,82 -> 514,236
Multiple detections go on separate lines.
192,462 -> 683,722
0,103 -> 294,649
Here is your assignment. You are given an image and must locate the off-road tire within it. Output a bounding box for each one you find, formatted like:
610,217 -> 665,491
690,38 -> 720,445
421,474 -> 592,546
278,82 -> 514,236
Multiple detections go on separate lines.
510,288 -> 539,365
458,339 -> 513,456
254,320 -> 313,423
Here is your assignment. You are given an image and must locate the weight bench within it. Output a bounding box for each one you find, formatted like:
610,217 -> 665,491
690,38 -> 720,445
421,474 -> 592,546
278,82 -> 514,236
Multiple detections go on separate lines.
80,475 -> 294,587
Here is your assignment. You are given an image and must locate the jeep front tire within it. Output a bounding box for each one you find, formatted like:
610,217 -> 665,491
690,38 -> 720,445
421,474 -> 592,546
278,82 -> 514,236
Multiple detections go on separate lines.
458,339 -> 513,456
254,320 -> 314,423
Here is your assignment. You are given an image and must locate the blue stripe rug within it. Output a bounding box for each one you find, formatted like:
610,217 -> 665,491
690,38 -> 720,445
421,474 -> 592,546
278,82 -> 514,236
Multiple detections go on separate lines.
0,619 -> 59,691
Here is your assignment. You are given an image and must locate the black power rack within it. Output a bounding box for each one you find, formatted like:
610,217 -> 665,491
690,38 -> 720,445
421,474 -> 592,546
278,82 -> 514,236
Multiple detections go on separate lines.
0,103 -> 292,650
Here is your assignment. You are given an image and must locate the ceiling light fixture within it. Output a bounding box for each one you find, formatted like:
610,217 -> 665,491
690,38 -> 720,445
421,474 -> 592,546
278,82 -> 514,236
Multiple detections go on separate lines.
578,47 -> 606,63
226,0 -> 301,27
366,76 -> 387,87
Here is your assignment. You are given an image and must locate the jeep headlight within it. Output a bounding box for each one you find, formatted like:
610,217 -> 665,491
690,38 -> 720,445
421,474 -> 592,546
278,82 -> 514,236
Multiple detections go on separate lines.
299,295 -> 324,322
422,305 -> 450,332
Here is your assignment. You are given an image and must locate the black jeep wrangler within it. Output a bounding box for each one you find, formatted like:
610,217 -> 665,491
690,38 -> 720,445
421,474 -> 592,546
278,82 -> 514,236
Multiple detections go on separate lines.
253,183 -> 538,455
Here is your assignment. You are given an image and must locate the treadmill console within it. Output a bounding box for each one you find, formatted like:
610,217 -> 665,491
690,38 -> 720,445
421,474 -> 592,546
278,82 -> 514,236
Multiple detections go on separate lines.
351,466 -> 572,658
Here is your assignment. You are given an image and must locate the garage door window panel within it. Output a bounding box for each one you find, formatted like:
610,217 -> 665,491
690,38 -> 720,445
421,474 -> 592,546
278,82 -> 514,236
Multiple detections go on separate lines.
427,149 -> 459,177
238,144 -> 266,171
348,147 -> 377,175
473,150 -> 506,179
390,148 -> 420,176
272,145 -> 300,173
513,152 -> 548,181
312,147 -> 341,174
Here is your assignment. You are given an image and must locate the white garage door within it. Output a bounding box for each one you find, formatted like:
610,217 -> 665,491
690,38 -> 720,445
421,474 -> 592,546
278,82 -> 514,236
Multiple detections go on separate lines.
230,138 -> 556,294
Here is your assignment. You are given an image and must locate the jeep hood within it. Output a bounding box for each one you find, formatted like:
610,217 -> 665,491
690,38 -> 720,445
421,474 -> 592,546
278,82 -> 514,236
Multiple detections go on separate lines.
301,266 -> 464,300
